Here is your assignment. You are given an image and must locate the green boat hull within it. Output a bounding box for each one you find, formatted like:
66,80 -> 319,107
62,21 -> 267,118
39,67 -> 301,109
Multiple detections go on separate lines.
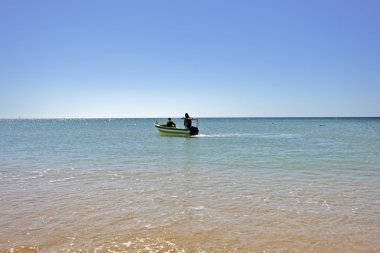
155,124 -> 191,136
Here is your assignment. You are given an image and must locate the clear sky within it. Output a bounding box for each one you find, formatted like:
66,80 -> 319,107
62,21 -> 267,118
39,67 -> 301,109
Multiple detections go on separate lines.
1,0 -> 379,118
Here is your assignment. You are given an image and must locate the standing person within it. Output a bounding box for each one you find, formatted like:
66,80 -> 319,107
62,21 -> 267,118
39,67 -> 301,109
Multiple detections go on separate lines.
183,113 -> 192,129
166,117 -> 176,127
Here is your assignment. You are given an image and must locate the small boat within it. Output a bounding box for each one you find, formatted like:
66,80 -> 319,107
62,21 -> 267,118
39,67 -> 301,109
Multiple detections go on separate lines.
155,119 -> 199,137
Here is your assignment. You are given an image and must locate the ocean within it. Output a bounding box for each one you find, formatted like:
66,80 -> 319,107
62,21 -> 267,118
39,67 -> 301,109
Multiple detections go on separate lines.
0,118 -> 379,252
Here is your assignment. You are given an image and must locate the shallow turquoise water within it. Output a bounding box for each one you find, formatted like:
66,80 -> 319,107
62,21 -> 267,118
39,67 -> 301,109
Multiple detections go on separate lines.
2,118 -> 379,172
0,118 -> 379,252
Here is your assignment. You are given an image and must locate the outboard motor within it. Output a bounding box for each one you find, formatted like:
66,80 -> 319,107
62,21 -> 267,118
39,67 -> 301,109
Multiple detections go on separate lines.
190,126 -> 199,136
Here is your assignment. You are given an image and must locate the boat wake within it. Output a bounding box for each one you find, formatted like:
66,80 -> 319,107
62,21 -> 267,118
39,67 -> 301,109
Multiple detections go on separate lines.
193,133 -> 253,138
194,133 -> 298,138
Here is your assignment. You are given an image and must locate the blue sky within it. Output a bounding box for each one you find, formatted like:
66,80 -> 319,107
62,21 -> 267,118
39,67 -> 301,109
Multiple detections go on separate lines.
1,0 -> 379,118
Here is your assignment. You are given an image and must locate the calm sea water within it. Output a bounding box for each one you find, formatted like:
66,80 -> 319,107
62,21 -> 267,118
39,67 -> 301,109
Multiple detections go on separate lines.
0,118 -> 379,253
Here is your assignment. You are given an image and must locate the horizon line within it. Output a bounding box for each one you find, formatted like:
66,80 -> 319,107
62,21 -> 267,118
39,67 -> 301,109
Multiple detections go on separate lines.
1,116 -> 379,120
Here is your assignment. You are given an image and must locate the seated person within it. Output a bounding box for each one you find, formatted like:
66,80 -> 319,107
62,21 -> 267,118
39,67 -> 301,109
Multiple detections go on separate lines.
166,118 -> 176,127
